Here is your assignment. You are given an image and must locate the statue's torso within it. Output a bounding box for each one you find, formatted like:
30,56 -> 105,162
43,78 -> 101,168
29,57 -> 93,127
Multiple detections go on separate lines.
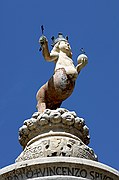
54,53 -> 78,80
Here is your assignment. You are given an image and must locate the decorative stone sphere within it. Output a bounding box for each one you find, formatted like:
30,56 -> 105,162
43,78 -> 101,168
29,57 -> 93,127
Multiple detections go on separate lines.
77,54 -> 88,64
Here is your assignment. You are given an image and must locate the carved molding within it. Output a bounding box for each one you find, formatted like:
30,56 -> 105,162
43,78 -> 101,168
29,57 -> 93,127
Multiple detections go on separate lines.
16,133 -> 97,162
19,108 -> 90,148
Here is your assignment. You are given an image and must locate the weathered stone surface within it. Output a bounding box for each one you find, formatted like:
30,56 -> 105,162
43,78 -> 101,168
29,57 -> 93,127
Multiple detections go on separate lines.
50,110 -> 62,123
0,157 -> 119,180
16,132 -> 97,162
28,177 -> 87,180
19,108 -> 90,149
17,108 -> 97,162
36,34 -> 88,113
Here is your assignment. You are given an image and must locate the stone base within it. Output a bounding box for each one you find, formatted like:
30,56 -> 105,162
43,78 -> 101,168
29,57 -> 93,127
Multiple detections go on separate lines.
16,132 -> 97,162
25,177 -> 88,180
17,108 -> 97,162
26,177 -> 88,180
18,108 -> 90,149
0,157 -> 119,180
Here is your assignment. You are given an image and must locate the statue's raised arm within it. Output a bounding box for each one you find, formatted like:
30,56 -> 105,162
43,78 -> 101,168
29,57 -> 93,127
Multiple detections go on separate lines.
39,35 -> 59,62
37,33 -> 88,113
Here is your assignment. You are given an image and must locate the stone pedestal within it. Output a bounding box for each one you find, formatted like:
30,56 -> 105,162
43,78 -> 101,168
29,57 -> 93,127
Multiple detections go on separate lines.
0,108 -> 118,180
0,157 -> 119,180
16,108 -> 97,162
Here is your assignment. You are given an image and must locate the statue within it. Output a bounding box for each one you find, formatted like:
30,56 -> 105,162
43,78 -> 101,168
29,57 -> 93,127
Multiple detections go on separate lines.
36,32 -> 88,113
16,30 -> 98,163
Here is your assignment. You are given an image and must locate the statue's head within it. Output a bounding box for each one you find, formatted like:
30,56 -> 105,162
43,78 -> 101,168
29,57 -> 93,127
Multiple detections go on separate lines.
51,33 -> 72,56
51,33 -> 68,47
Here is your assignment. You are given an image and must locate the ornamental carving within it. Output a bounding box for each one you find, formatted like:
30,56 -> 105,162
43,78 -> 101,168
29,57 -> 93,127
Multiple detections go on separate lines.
19,108 -> 90,149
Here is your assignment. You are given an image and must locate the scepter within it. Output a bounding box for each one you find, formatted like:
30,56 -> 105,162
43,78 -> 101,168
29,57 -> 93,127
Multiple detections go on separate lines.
39,25 -> 45,51
41,25 -> 44,35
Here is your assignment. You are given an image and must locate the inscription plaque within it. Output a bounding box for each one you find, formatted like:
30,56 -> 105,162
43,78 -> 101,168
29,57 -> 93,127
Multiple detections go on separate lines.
0,158 -> 118,180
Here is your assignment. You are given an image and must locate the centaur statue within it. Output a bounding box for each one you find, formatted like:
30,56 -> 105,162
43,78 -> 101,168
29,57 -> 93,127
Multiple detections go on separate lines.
36,32 -> 88,113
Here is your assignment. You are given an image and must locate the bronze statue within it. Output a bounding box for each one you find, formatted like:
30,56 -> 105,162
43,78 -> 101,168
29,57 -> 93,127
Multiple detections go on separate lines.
36,33 -> 88,113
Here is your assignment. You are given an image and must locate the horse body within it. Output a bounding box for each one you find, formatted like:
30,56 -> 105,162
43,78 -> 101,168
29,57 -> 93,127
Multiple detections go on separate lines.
36,68 -> 75,112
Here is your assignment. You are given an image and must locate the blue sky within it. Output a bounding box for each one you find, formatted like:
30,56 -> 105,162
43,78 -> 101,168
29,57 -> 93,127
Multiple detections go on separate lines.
0,0 -> 119,170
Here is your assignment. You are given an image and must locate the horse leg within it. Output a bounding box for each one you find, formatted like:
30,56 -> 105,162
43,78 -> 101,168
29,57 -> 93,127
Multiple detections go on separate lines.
36,84 -> 47,113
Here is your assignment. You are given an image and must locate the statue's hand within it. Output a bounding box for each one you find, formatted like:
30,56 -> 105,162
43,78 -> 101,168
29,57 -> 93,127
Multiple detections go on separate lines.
39,35 -> 48,46
76,54 -> 88,73
78,58 -> 88,67
77,54 -> 88,65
